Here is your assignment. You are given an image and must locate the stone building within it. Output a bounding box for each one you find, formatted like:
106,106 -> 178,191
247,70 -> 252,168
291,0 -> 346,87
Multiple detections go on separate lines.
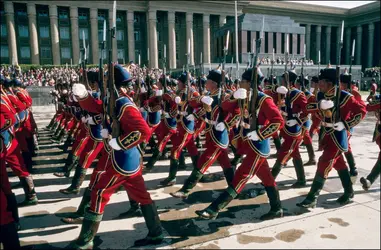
1,1 -> 379,69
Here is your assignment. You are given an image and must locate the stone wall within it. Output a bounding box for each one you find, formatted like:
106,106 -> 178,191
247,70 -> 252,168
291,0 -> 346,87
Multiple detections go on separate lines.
27,86 -> 55,107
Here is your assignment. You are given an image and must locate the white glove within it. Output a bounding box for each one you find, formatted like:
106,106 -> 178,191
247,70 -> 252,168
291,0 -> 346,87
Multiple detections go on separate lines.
109,138 -> 122,151
62,89 -> 68,94
81,116 -> 87,123
201,96 -> 213,106
247,131 -> 260,141
333,122 -> 345,131
186,114 -> 195,121
100,129 -> 109,139
140,107 -> 146,112
310,87 -> 315,93
215,122 -> 226,132
86,116 -> 96,125
140,86 -> 147,93
155,89 -> 163,96
320,100 -> 334,110
72,95 -> 78,102
276,86 -> 288,95
286,119 -> 299,127
164,112 -> 171,118
233,88 -> 247,99
72,84 -> 88,98
175,96 -> 181,104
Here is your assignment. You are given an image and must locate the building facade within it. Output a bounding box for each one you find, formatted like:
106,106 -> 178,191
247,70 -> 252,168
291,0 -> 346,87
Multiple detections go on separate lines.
1,1 -> 380,69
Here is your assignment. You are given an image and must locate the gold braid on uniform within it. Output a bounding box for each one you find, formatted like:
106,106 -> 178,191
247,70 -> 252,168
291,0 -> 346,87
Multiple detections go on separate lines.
343,113 -> 363,130
306,102 -> 319,111
117,131 -> 141,150
225,114 -> 240,129
258,122 -> 282,140
92,114 -> 103,125
0,118 -> 13,132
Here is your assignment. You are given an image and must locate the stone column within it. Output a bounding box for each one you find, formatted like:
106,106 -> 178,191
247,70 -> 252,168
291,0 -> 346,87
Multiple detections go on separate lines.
203,14 -> 211,64
90,8 -> 99,64
284,33 -> 289,53
300,34 -> 305,56
267,32 -> 273,55
367,23 -> 374,68
167,11 -> 176,69
27,3 -> 39,64
4,2 -> 18,64
49,5 -> 61,65
241,30 -> 247,54
276,32 -> 282,54
292,33 -> 297,55
70,7 -> 80,64
148,10 -> 158,68
355,25 -> 362,65
186,12 -> 194,65
109,9 -> 118,62
127,10 -> 135,62
316,25 -> 321,63
305,24 -> 311,59
260,33 -> 265,53
219,15 -> 226,27
344,27 -> 351,64
325,26 -> 331,64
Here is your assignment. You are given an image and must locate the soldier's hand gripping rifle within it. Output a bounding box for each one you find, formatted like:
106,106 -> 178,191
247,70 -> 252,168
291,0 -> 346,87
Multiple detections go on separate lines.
333,21 -> 345,123
249,33 -> 262,130
108,0 -> 120,138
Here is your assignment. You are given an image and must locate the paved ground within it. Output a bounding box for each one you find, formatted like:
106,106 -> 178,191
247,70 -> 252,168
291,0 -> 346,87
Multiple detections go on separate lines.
10,103 -> 380,249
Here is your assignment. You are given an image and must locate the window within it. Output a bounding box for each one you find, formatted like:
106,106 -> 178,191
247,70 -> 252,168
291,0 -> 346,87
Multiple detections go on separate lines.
175,33 -> 179,42
134,31 -> 140,41
18,25 -> 29,38
98,29 -> 106,42
157,31 -> 161,41
1,24 -> 7,37
16,10 -> 27,16
20,47 -> 30,58
134,14 -> 140,23
61,47 -> 71,59
98,13 -> 105,21
158,50 -> 162,59
175,16 -> 179,24
59,10 -> 69,19
176,51 -> 179,60
79,28 -> 89,40
117,49 -> 124,59
117,14 -> 123,23
38,10 -> 48,17
79,12 -> 88,20
117,30 -> 124,41
40,47 -> 51,58
39,26 -> 50,38
59,27 -> 70,39
157,16 -> 161,24
1,46 -> 9,57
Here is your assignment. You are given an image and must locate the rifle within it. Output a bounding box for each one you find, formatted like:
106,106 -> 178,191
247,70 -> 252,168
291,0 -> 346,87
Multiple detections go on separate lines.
249,36 -> 262,130
109,0 -> 120,138
334,21 -> 344,123
283,36 -> 293,119
348,39 -> 355,93
301,56 -> 305,92
216,31 -> 229,123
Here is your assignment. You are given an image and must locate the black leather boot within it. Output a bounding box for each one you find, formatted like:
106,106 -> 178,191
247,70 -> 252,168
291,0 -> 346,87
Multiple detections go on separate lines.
304,143 -> 317,166
61,188 -> 92,224
54,154 -> 79,178
271,160 -> 284,180
170,168 -> 204,198
291,158 -> 306,188
144,147 -> 162,173
296,173 -> 326,208
66,209 -> 102,249
345,152 -> 358,184
223,167 -> 235,186
0,222 -> 21,249
196,187 -> 237,220
336,169 -> 354,205
59,166 -> 87,195
134,203 -> 164,247
22,151 -> 34,173
178,151 -> 187,170
6,193 -> 20,230
191,154 -> 199,168
273,137 -> 281,151
18,176 -> 38,207
260,186 -> 283,220
159,158 -> 178,187
360,158 -> 380,191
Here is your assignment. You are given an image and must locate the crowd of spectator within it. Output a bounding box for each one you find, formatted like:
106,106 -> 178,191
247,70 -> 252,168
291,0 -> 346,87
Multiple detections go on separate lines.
364,67 -> 380,77
259,57 -> 314,66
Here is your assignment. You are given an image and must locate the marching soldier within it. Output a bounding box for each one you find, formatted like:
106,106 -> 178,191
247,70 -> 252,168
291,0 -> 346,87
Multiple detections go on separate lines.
195,68 -> 285,220
170,69 -> 239,199
297,68 -> 367,208
360,93 -> 380,190
272,70 -> 308,188
67,65 -> 163,249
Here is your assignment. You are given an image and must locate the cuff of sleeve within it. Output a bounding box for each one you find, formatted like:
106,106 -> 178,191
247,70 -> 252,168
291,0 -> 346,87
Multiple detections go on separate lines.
223,121 -> 229,131
343,120 -> 350,131
295,116 -> 303,126
117,131 -> 142,151
257,130 -> 265,141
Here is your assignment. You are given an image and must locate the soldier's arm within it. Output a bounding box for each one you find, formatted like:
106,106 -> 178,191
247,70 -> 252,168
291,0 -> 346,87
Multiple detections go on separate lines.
7,94 -> 26,112
221,99 -> 240,130
116,105 -> 152,150
77,93 -> 103,114
341,95 -> 367,131
257,97 -> 284,140
16,91 -> 32,108
292,92 -> 308,126
0,108 -> 15,133
366,97 -> 381,112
